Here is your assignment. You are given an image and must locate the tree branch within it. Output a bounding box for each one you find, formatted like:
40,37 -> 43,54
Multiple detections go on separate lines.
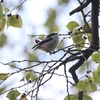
69,0 -> 91,15
69,0 -> 99,100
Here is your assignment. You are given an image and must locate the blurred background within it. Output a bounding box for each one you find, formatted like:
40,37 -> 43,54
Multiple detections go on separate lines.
0,0 -> 99,100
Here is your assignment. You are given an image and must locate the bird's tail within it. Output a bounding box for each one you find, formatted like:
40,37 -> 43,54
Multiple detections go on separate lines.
32,44 -> 38,50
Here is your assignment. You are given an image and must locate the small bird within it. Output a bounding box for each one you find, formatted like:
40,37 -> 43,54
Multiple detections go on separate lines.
32,33 -> 59,53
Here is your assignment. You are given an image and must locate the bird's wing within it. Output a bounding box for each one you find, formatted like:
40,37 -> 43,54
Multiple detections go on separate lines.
32,37 -> 53,49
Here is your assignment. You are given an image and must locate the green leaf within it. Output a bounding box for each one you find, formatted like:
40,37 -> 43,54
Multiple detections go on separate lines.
0,13 -> 5,20
92,53 -> 100,63
83,95 -> 93,100
86,82 -> 97,92
20,77 -> 25,81
76,80 -> 97,92
44,9 -> 56,27
9,63 -> 16,68
7,15 -> 23,28
72,33 -> 85,49
88,76 -> 95,84
0,18 -> 6,32
20,93 -> 28,100
0,87 -> 6,95
85,33 -> 92,43
72,33 -> 83,44
21,97 -> 28,100
88,23 -> 92,28
38,34 -> 45,40
0,73 -> 9,80
7,90 -> 20,100
0,33 -> 7,47
0,3 -> 3,14
4,7 -> 10,12
97,65 -> 100,75
0,3 -> 5,20
64,94 -> 77,100
66,21 -> 79,30
26,72 -> 36,81
26,73 -> 30,81
76,80 -> 88,91
93,71 -> 100,84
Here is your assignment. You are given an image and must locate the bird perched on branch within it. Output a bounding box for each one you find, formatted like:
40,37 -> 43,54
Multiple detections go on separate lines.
32,33 -> 59,53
